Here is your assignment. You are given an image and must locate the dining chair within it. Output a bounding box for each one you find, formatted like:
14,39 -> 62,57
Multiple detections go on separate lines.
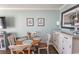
31,38 -> 40,53
7,33 -> 25,54
9,45 -> 26,54
7,33 -> 16,45
38,33 -> 51,54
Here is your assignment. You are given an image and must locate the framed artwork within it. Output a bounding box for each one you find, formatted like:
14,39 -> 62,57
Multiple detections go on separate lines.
27,18 -> 34,26
61,5 -> 79,29
38,18 -> 45,26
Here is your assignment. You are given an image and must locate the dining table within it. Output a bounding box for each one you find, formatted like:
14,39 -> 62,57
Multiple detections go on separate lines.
16,37 -> 41,54
15,40 -> 32,54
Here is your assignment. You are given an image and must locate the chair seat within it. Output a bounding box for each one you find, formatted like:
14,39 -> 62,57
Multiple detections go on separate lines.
8,45 -> 27,51
38,47 -> 47,49
38,43 -> 47,48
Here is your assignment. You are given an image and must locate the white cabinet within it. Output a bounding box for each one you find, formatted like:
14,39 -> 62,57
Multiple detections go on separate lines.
53,32 -> 61,53
0,32 -> 6,50
61,33 -> 72,54
53,32 -> 72,54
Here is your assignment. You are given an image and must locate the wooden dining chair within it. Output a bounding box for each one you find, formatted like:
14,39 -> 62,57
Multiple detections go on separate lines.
31,39 -> 40,54
7,33 -> 16,45
9,45 -> 26,54
7,33 -> 25,54
38,34 -> 51,54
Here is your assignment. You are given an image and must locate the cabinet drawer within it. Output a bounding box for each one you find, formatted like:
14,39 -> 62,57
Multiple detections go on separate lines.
62,33 -> 72,39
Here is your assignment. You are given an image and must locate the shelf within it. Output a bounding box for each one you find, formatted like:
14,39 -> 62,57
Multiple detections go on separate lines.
0,31 -> 6,50
0,48 -> 6,50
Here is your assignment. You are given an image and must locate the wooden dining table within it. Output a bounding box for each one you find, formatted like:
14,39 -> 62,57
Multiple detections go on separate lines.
16,37 -> 41,54
16,40 -> 32,54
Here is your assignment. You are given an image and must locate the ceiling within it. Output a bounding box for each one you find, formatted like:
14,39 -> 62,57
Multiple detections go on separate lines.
0,4 -> 64,10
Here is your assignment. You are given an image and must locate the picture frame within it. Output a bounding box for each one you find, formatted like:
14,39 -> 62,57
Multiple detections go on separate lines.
38,18 -> 45,26
27,18 -> 34,26
61,5 -> 79,29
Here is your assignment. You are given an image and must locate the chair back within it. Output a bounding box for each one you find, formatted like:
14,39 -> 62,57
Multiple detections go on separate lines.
47,34 -> 51,45
7,33 -> 16,45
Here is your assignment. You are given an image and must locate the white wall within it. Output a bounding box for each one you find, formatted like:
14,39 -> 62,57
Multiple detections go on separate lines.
0,10 -> 60,37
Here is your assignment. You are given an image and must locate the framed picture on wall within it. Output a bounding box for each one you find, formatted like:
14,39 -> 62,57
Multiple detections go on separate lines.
38,18 -> 45,26
61,5 -> 79,29
27,18 -> 34,26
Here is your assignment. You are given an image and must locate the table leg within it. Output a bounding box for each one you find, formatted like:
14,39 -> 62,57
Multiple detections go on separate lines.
28,48 -> 30,54
28,46 -> 31,54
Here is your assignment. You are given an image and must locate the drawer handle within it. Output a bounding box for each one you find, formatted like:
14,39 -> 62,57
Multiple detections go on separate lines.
64,37 -> 68,39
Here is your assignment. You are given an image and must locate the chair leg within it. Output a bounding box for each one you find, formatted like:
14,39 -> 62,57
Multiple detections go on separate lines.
32,51 -> 34,54
38,49 -> 40,54
47,45 -> 49,54
47,48 -> 49,54
10,50 -> 13,54
28,49 -> 31,54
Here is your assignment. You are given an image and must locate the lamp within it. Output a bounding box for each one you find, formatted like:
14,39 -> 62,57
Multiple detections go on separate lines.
56,21 -> 60,26
74,9 -> 78,21
56,21 -> 60,30
74,9 -> 79,34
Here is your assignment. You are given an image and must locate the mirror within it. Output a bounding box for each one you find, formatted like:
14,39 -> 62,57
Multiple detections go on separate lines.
61,5 -> 79,29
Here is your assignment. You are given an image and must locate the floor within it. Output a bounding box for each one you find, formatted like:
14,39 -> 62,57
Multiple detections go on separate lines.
0,45 -> 58,54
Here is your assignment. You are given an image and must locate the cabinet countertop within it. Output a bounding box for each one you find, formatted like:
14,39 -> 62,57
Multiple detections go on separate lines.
54,31 -> 79,39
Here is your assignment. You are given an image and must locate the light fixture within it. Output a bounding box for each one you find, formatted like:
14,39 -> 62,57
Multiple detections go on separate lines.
56,21 -> 60,26
74,9 -> 78,21
56,21 -> 60,30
